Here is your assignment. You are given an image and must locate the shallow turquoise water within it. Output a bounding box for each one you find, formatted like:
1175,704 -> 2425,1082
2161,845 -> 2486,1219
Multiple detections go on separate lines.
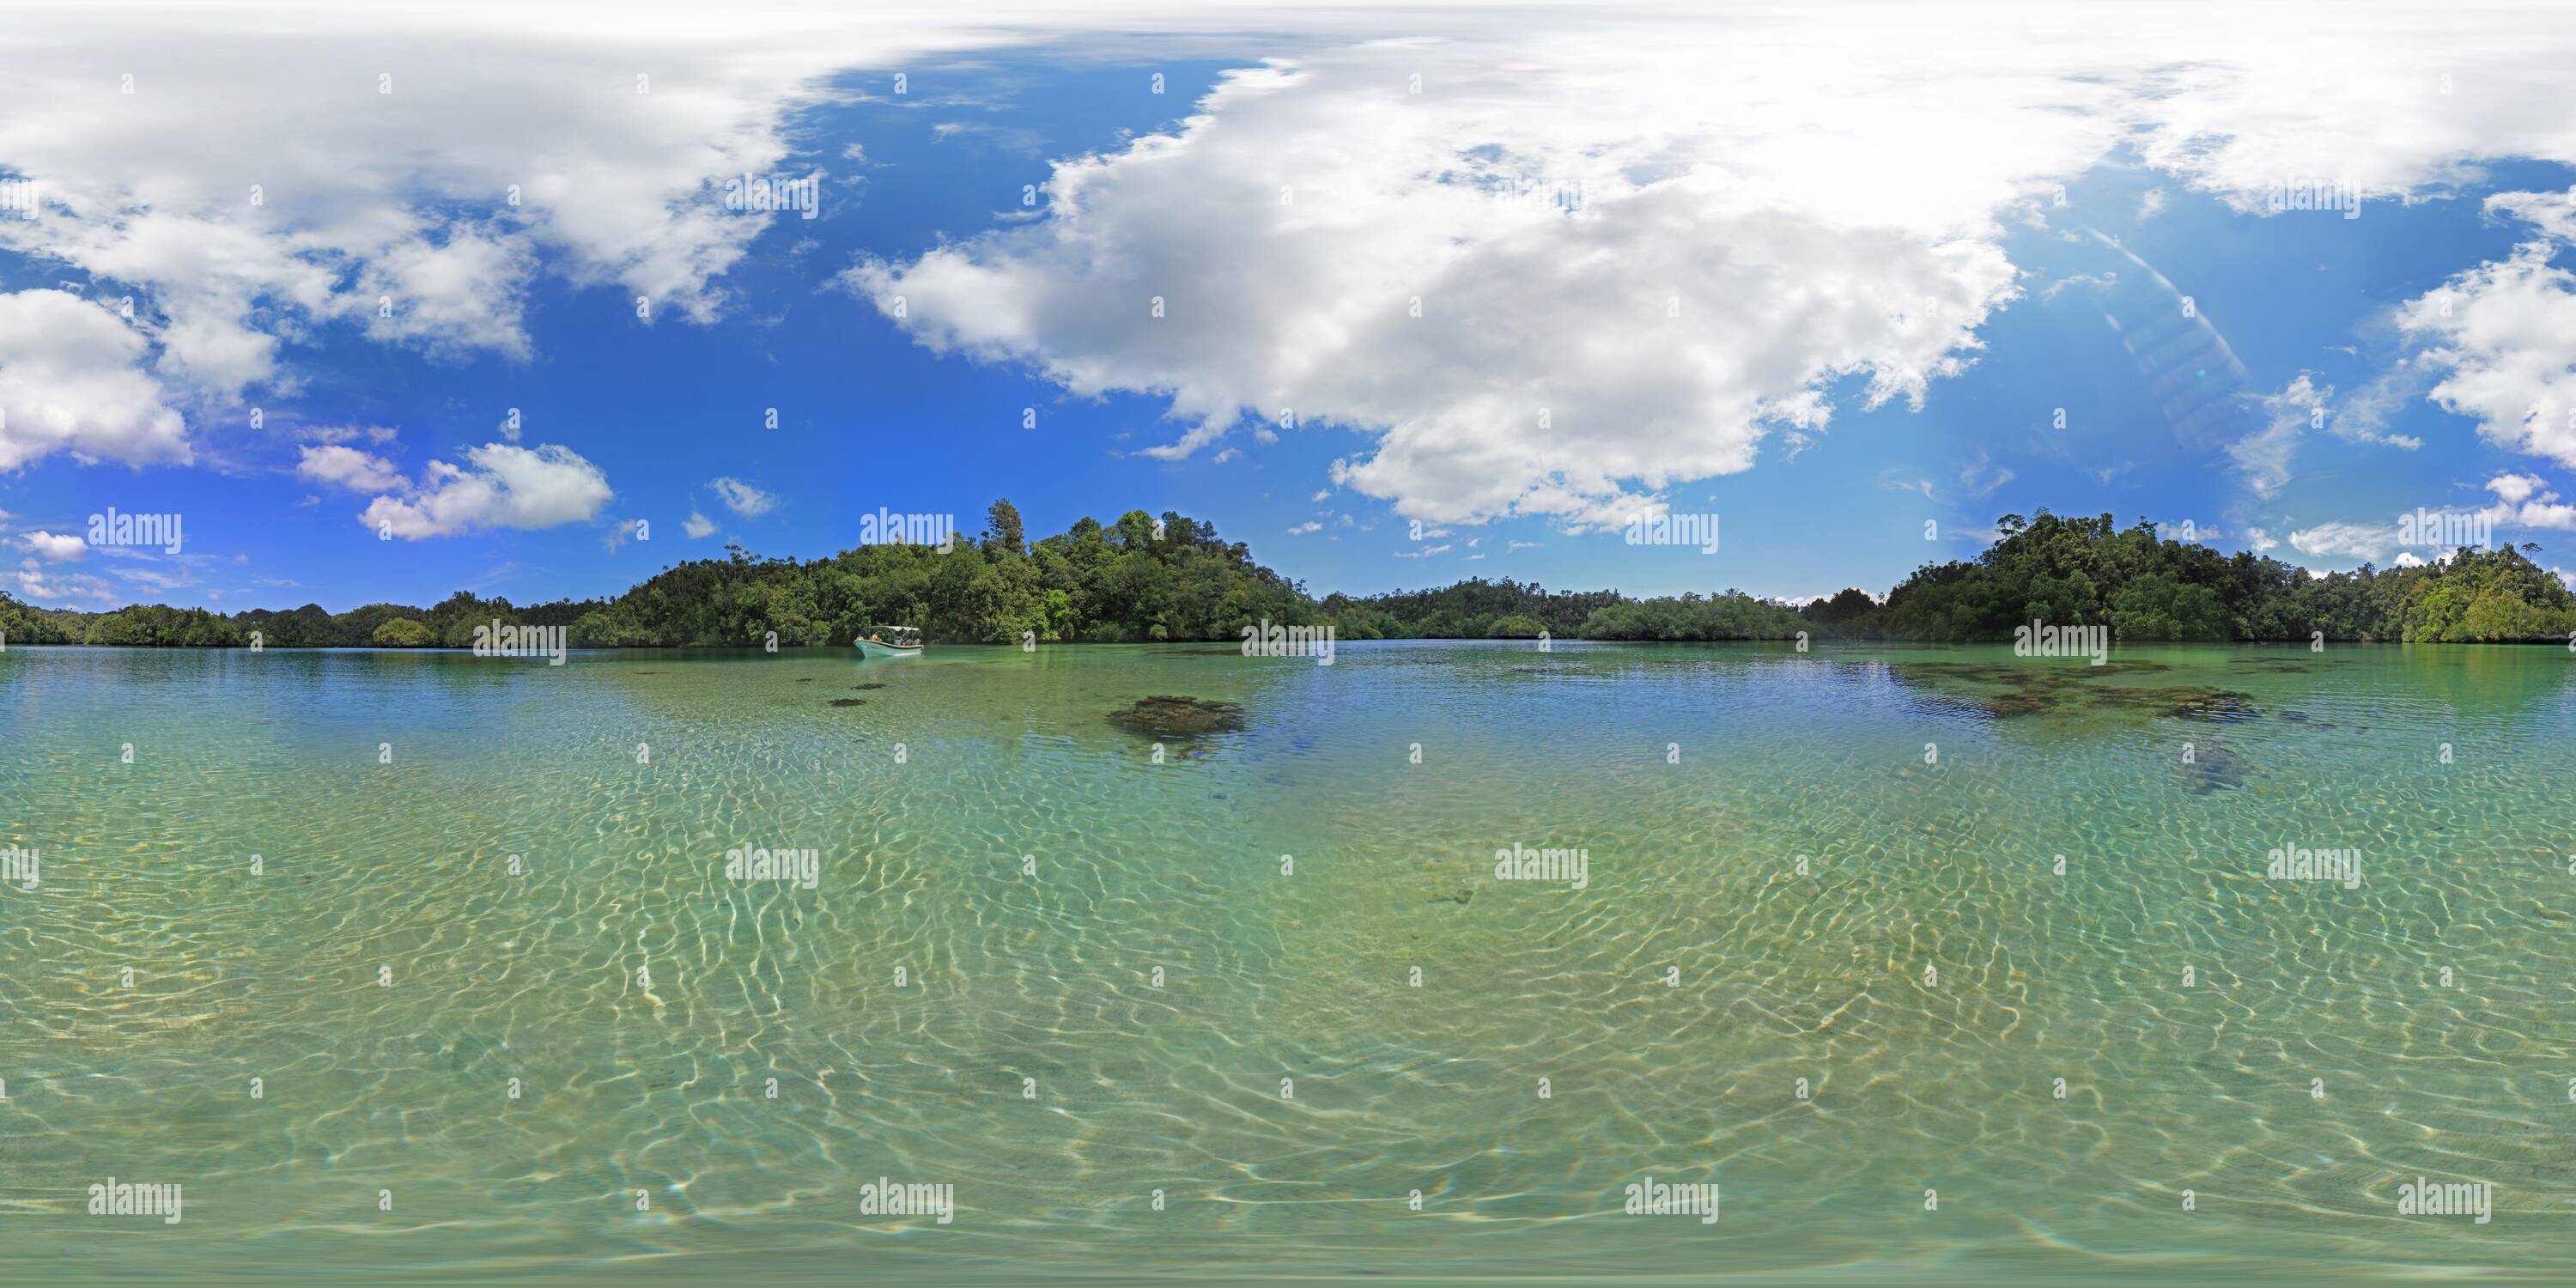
1,640 -> 2570,1283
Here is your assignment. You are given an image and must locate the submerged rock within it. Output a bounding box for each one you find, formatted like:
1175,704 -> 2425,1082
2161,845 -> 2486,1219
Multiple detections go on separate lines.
829,698 -> 867,708
1985,688 -> 2063,717
2156,688 -> 2262,723
2183,743 -> 2248,793
854,682 -> 888,690
2083,684 -> 2260,723
1108,695 -> 1247,737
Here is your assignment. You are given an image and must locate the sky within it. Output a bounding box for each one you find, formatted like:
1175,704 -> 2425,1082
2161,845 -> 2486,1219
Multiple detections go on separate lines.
4,0 -> 2576,613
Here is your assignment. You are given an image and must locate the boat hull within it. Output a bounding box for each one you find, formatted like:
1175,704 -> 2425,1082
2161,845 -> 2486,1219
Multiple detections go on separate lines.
854,640 -> 924,659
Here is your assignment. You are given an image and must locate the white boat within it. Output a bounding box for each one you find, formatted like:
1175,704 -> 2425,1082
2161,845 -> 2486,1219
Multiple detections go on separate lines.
854,625 -> 924,659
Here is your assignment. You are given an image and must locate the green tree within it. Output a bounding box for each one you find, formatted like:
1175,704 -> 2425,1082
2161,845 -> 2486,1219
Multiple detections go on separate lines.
982,498 -> 1027,558
373,618 -> 434,647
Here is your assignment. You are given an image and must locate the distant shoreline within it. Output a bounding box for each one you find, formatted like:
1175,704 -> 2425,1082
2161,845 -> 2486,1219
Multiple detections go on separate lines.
7,505 -> 2572,649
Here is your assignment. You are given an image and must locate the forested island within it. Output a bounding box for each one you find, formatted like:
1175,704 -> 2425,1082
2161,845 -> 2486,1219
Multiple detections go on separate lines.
4,503 -> 2571,648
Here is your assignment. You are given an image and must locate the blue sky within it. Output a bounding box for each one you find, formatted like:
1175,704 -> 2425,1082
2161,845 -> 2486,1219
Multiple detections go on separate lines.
5,3 -> 2576,613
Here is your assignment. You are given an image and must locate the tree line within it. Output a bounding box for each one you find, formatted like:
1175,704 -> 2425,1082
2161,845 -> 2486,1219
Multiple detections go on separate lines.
3,503 -> 2568,648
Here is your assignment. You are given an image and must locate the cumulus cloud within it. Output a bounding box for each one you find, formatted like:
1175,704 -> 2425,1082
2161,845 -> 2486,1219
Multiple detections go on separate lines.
2399,192 -> 2576,469
0,1 -> 1096,416
846,6 -> 2576,526
296,444 -> 406,492
2487,472 -> 2546,506
19,530 -> 88,561
11,1 -> 2576,526
709,477 -> 776,517
2281,471 -> 2576,570
683,510 -> 719,538
0,289 -> 191,470
2479,471 -> 2576,532
848,42 -> 2031,526
358,442 -> 612,539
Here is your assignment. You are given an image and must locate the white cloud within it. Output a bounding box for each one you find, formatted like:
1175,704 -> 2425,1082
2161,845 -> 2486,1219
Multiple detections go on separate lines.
683,510 -> 718,538
2135,188 -> 2167,221
2324,366 -> 2427,452
19,530 -> 88,561
2283,473 -> 2576,570
0,289 -> 191,470
1393,544 -> 1451,558
1286,520 -> 1321,534
2487,472 -> 2546,506
2242,526 -> 2278,554
16,559 -> 117,603
846,7 -> 2576,526
301,425 -> 399,447
0,2 -> 1119,416
2477,471 -> 2576,532
358,442 -> 612,539
709,477 -> 776,517
2230,378 -> 2311,499
8,1 -> 2576,523
848,33 -> 2059,527
2232,370 -> 2421,502
2399,192 -> 2576,469
1959,450 -> 2014,498
2287,520 -> 2395,562
2039,271 -> 2117,301
296,444 -> 406,492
